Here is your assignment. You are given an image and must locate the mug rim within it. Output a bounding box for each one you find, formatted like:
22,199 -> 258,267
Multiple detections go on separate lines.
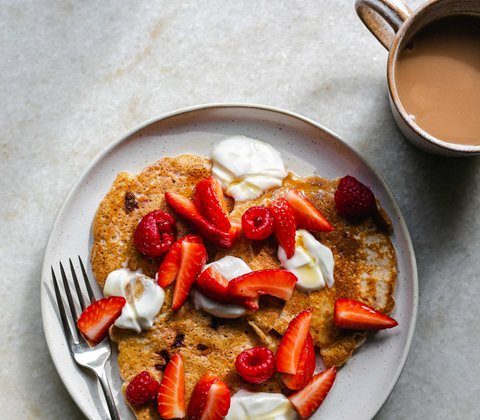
386,0 -> 480,154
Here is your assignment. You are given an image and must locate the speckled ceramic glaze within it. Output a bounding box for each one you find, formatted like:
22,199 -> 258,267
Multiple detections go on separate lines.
41,104 -> 418,420
355,0 -> 480,156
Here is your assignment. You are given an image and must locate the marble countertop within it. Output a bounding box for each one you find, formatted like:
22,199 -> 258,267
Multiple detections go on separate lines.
2,0 -> 479,419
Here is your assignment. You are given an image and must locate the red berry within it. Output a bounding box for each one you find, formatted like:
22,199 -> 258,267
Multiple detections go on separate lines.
165,192 -> 241,248
133,210 -> 176,258
334,298 -> 398,330
276,309 -> 313,375
267,198 -> 297,259
281,333 -> 315,390
194,176 -> 231,232
334,176 -> 375,217
77,296 -> 126,343
188,372 -> 231,420
228,269 -> 297,302
157,235 -> 204,288
157,354 -> 185,418
285,188 -> 334,232
235,346 -> 275,384
171,241 -> 207,311
242,206 -> 275,240
126,371 -> 159,406
196,266 -> 231,304
287,367 -> 337,418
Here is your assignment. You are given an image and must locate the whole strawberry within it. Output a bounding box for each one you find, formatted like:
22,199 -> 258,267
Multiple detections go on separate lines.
334,175 -> 375,217
126,371 -> 159,406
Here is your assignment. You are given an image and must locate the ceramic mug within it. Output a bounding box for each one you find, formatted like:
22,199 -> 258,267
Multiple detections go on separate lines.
355,0 -> 480,157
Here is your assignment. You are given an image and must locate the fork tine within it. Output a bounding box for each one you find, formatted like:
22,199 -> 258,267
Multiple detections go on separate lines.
78,256 -> 96,304
60,262 -> 80,323
51,266 -> 76,347
69,258 -> 87,312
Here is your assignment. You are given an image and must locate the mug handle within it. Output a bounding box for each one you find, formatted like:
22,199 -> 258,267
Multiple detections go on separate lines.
355,0 -> 412,50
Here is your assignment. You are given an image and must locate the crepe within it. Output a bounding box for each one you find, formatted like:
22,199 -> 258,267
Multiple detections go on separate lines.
90,154 -> 396,419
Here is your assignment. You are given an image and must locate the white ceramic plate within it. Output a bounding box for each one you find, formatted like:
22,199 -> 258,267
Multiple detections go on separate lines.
41,104 -> 418,420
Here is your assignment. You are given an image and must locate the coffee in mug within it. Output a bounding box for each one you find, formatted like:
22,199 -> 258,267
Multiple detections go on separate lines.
395,15 -> 480,146
356,0 -> 480,156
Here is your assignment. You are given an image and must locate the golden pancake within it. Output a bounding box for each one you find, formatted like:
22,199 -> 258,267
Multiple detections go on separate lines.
90,153 -> 396,419
217,173 -> 396,367
110,287 -> 283,420
91,154 -> 218,287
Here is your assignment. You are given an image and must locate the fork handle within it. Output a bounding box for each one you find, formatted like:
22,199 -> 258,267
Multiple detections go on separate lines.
97,368 -> 121,420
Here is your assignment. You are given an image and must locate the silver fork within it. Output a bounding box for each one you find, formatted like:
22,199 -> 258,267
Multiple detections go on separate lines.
51,257 -> 121,420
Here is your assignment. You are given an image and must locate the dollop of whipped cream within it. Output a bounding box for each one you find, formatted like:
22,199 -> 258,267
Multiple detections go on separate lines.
212,136 -> 288,201
278,229 -> 335,292
103,268 -> 164,333
225,390 -> 297,420
191,256 -> 251,318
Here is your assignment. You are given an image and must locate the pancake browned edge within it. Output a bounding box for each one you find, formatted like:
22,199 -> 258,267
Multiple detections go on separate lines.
91,154 -> 397,420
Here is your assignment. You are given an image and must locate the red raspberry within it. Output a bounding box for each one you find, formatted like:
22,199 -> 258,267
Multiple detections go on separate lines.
334,175 -> 375,217
235,346 -> 275,384
126,371 -> 159,406
241,206 -> 275,240
133,210 -> 176,258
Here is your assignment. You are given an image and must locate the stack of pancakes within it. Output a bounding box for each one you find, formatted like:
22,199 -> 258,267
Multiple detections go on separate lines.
91,154 -> 396,420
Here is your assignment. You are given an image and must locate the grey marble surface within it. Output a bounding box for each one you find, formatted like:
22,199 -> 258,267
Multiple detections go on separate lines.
2,0 -> 479,419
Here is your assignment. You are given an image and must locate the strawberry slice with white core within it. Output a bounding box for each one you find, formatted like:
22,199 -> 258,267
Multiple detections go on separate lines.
228,269 -> 297,301
188,372 -> 231,420
157,235 -> 204,287
157,353 -> 185,419
200,381 -> 231,420
267,198 -> 297,259
276,308 -> 313,374
77,296 -> 126,342
281,332 -> 315,390
165,192 -> 240,248
171,241 -> 207,311
334,298 -> 398,330
194,176 -> 231,232
285,188 -> 334,232
287,366 -> 337,418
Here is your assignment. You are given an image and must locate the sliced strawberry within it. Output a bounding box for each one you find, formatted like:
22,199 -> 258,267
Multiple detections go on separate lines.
77,296 -> 126,342
227,293 -> 260,311
281,333 -> 315,390
276,308 -> 313,374
196,264 -> 259,310
188,372 -> 230,420
171,241 -> 207,311
194,176 -> 231,232
157,353 -> 185,419
334,298 -> 398,330
196,266 -> 231,303
285,188 -> 334,232
165,192 -> 240,248
201,381 -> 231,420
157,235 -> 204,287
287,366 -> 337,418
228,269 -> 297,301
267,198 -> 297,259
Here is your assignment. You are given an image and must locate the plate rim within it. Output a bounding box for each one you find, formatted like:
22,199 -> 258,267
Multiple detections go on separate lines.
41,102 -> 418,420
